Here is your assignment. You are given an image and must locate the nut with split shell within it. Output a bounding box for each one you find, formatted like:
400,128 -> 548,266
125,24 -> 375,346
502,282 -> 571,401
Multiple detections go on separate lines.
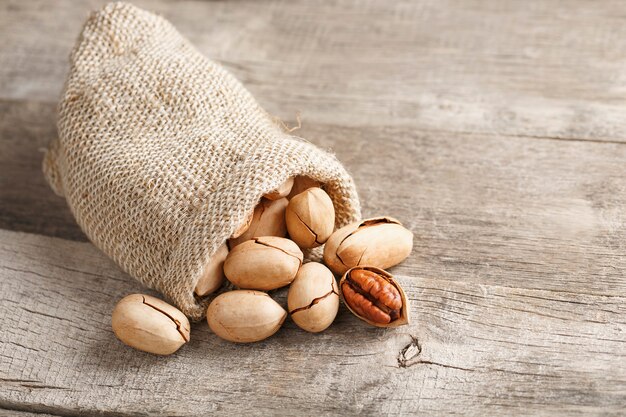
112,294 -> 190,355
229,198 -> 288,247
263,177 -> 294,200
288,262 -> 339,333
323,216 -> 413,275
207,290 -> 287,343
224,236 -> 303,290
340,266 -> 409,328
285,188 -> 335,248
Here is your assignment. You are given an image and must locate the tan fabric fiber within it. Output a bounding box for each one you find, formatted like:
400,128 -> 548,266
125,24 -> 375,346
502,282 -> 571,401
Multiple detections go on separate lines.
42,2 -> 361,320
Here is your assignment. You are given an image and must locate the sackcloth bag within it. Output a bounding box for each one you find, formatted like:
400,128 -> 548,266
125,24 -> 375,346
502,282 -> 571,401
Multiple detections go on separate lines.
42,2 -> 361,320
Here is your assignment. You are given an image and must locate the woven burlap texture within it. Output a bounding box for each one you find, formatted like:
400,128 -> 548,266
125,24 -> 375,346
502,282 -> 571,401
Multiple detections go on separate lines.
42,2 -> 361,321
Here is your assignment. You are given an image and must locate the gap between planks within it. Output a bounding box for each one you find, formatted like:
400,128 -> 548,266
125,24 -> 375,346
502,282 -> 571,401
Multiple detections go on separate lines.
0,229 -> 625,415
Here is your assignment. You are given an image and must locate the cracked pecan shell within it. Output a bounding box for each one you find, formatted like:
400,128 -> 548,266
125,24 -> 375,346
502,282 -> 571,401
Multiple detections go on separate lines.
285,187 -> 335,249
323,216 -> 413,275
112,294 -> 190,355
229,198 -> 289,247
224,236 -> 303,291
288,262 -> 339,333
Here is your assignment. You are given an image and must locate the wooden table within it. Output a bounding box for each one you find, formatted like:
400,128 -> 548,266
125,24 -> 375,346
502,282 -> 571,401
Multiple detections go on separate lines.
2,1 -> 625,415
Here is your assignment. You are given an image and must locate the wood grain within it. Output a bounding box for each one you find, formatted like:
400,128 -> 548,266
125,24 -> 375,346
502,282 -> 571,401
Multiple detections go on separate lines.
2,0 -> 626,415
0,411 -> 59,417
1,229 -> 624,416
2,0 -> 626,141
0,100 -> 86,241
3,96 -> 626,297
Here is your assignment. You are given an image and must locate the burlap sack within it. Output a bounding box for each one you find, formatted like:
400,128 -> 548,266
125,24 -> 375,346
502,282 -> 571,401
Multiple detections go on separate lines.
43,2 -> 360,320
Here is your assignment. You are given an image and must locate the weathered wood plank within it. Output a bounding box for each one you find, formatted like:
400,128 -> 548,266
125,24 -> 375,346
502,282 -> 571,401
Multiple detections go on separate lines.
2,0 -> 626,415
2,97 -> 626,297
0,229 -> 624,416
0,410 -> 59,417
1,0 -> 626,141
311,122 -> 626,296
0,99 -> 86,241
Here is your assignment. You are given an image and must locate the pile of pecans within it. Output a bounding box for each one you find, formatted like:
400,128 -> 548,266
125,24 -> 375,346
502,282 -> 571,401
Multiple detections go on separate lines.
111,176 -> 413,355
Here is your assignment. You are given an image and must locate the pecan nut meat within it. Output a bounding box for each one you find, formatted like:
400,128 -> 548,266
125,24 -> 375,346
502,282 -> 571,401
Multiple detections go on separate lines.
340,266 -> 409,327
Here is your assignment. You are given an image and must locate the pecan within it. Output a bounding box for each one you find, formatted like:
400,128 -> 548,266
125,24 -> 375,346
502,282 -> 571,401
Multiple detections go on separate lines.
341,268 -> 403,325
323,216 -> 414,275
